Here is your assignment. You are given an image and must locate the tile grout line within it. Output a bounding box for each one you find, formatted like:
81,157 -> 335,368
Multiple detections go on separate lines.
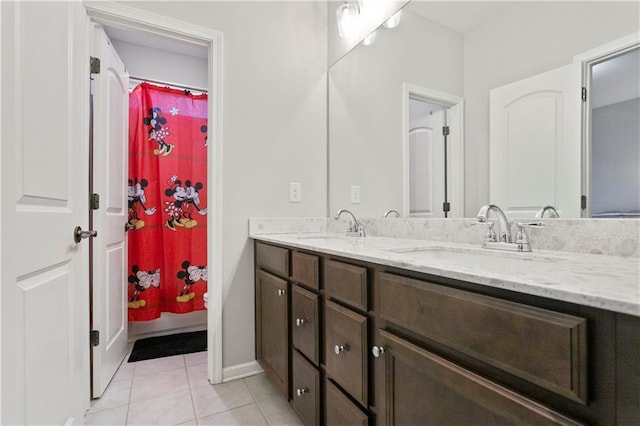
124,358 -> 136,425
184,355 -> 200,425
244,378 -> 272,426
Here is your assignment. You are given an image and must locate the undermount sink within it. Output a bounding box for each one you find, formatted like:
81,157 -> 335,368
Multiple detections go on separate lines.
384,246 -> 564,264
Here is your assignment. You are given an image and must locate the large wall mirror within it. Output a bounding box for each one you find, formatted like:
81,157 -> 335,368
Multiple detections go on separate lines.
328,1 -> 639,219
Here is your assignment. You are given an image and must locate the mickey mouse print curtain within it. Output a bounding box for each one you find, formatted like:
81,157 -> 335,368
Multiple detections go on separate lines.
127,82 -> 208,321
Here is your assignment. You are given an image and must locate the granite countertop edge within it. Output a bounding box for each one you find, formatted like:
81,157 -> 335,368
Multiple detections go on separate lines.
250,233 -> 640,317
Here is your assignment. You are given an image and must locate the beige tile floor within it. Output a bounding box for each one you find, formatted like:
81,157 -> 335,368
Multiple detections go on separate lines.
85,351 -> 304,425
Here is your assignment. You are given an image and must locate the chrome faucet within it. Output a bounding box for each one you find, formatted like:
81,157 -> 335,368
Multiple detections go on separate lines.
535,205 -> 560,218
473,204 -> 544,252
476,204 -> 512,243
335,209 -> 365,237
383,209 -> 400,218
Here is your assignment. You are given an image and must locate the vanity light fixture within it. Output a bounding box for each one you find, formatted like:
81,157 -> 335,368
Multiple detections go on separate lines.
383,10 -> 402,28
336,1 -> 360,39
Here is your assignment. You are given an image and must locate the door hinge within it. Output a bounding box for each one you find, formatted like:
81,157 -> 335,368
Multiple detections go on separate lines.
442,126 -> 450,136
581,195 -> 587,210
581,87 -> 587,102
90,56 -> 101,74
90,193 -> 100,210
90,330 -> 100,347
443,202 -> 451,213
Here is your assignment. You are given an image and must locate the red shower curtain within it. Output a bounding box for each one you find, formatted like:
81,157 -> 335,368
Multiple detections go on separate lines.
127,82 -> 208,321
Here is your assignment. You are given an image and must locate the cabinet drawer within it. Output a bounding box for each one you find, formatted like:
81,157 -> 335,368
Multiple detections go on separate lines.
377,272 -> 588,404
292,285 -> 319,365
256,242 -> 289,278
376,329 -> 583,426
325,300 -> 367,407
326,378 -> 368,426
292,252 -> 319,290
292,351 -> 320,426
324,259 -> 367,311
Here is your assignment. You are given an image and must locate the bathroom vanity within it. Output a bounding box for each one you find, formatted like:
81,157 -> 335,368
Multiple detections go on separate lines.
252,231 -> 639,425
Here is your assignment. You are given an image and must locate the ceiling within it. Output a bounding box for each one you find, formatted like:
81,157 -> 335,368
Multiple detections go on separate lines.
592,47 -> 640,109
408,1 -> 512,34
104,25 -> 208,59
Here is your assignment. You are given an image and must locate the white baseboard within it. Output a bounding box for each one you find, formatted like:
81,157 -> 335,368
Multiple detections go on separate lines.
222,360 -> 264,382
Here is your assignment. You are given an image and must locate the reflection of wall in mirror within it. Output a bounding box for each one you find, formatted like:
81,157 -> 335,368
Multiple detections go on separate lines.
464,1 -> 640,216
591,98 -> 640,217
329,8 -> 463,218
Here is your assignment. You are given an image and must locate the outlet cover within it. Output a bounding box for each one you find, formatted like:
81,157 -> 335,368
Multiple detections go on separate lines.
289,182 -> 301,202
350,185 -> 361,204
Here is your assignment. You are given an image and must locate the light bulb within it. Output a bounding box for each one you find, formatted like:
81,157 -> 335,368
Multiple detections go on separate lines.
383,10 -> 402,29
337,1 -> 358,39
363,31 -> 377,46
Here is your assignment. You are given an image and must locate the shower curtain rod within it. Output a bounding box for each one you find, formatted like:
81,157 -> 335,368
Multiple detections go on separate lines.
129,76 -> 208,93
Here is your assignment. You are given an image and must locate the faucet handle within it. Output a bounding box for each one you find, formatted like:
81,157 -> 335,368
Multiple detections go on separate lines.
517,221 -> 544,228
514,222 -> 543,244
471,221 -> 496,242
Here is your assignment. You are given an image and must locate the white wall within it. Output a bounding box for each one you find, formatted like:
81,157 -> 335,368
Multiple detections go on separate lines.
591,98 -> 640,216
110,38 -> 208,89
463,1 -> 640,216
329,9 -> 463,218
120,1 -> 328,369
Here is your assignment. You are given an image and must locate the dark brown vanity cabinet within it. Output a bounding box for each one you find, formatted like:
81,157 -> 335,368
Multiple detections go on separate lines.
254,241 -> 640,425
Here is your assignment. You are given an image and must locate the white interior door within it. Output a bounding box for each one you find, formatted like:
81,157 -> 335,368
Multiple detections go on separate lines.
1,2 -> 88,424
490,63 -> 582,218
91,25 -> 130,398
408,101 -> 445,218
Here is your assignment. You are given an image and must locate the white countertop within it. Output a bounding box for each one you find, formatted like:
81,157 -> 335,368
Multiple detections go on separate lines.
251,232 -> 640,317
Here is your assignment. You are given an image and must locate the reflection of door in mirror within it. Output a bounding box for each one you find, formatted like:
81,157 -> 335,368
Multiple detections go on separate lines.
489,63 -> 582,219
408,99 -> 445,218
589,47 -> 640,218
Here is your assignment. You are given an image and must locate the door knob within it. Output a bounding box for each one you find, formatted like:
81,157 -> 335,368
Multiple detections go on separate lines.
125,222 -> 135,232
295,318 -> 306,327
296,387 -> 307,397
371,345 -> 385,358
74,226 -> 97,244
277,289 -> 286,296
334,344 -> 346,355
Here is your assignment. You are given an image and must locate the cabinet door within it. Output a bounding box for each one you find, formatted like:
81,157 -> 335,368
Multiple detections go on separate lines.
256,270 -> 289,397
374,329 -> 584,426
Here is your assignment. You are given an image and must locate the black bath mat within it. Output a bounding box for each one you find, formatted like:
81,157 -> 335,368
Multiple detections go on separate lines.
128,330 -> 207,362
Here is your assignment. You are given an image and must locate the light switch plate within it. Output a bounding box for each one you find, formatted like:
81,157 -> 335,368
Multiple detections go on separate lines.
350,185 -> 361,204
290,182 -> 301,202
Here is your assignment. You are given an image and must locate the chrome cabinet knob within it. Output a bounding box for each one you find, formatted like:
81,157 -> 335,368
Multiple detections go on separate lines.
334,344 -> 346,355
371,345 -> 385,358
295,318 -> 306,327
277,289 -> 286,296
296,388 -> 307,397
73,226 -> 97,244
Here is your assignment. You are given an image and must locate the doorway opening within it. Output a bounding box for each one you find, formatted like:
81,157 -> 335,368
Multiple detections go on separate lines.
402,84 -> 464,218
578,36 -> 640,218
84,2 -> 223,403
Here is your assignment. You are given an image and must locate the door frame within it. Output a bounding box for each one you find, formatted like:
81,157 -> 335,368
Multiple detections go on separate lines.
573,31 -> 639,217
402,84 -> 464,218
83,1 -> 224,402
